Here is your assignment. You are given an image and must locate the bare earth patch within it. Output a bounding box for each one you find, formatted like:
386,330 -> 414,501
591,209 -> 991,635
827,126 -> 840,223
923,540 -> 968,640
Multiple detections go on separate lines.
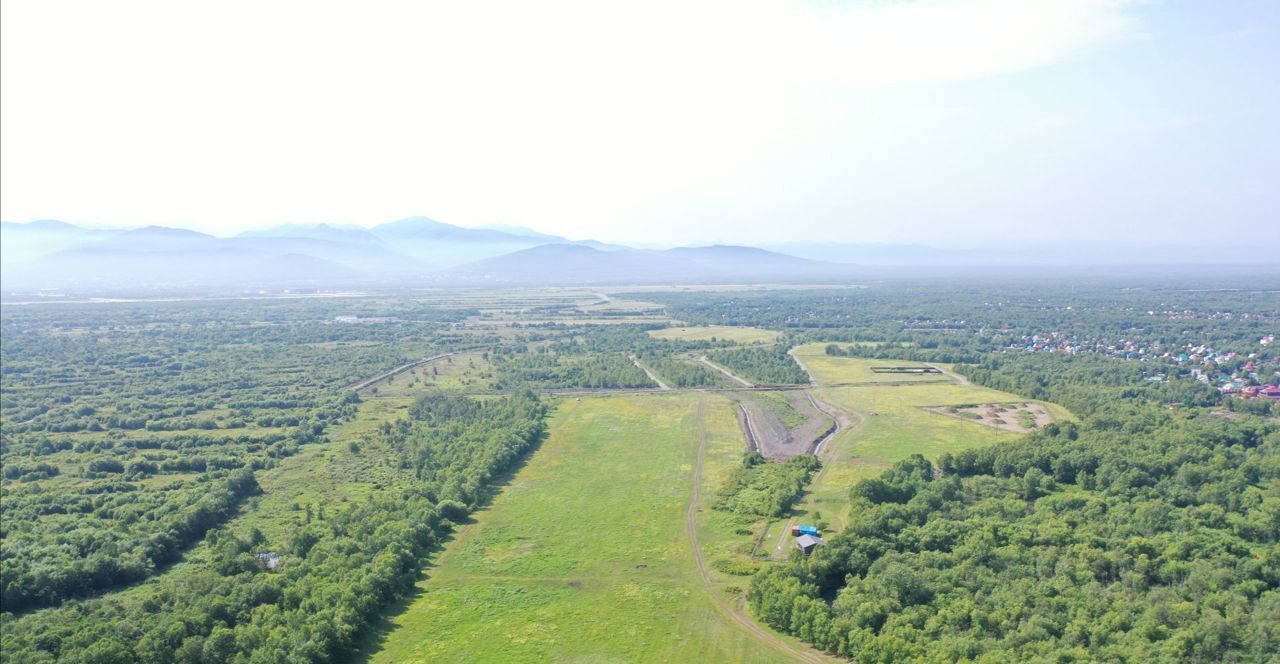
926,402 -> 1053,433
729,391 -> 834,459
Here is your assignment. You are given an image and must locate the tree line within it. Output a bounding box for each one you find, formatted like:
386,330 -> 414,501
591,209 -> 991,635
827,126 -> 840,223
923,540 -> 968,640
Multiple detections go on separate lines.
749,352 -> 1280,662
0,392 -> 549,663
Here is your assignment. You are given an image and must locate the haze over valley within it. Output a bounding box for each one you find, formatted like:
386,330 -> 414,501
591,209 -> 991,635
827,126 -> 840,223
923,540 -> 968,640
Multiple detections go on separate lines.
4,216 -> 1273,298
3,2 -> 1279,663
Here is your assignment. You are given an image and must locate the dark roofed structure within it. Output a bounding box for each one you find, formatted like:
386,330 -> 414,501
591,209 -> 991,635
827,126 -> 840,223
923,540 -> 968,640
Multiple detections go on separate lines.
794,534 -> 824,555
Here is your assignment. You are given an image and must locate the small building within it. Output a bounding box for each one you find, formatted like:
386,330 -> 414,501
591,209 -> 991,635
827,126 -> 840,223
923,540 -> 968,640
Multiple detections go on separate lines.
795,525 -> 821,537
794,535 -> 824,555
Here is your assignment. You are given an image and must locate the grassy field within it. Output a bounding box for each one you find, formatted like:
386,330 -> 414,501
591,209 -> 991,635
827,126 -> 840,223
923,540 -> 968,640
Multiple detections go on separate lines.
791,342 -> 948,384
649,326 -> 778,345
365,350 -> 494,397
750,390 -> 808,429
364,393 -> 794,663
771,352 -> 1071,534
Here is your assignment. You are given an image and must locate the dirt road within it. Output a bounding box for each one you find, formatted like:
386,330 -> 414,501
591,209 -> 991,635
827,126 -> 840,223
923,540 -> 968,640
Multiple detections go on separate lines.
929,363 -> 971,386
346,349 -> 480,392
787,348 -> 818,386
688,396 -> 834,664
697,355 -> 756,388
630,355 -> 671,390
768,389 -> 866,561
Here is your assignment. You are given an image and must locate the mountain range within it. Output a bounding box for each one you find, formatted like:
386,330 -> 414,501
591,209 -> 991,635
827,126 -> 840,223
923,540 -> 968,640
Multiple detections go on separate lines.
7,216 -> 1266,298
0,217 -> 859,295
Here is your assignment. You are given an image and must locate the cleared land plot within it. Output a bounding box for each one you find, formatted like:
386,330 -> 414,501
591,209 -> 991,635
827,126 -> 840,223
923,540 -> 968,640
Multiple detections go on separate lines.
366,394 -> 793,663
927,401 -> 1053,433
361,351 -> 494,396
790,343 -> 949,385
729,391 -> 833,460
758,352 -> 1071,546
648,326 -> 779,345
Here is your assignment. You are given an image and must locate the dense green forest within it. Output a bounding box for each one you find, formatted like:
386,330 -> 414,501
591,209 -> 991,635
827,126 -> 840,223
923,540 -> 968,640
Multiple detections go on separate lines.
0,391 -> 548,663
749,352 -> 1280,662
636,351 -> 724,387
707,345 -> 810,385
486,326 -> 748,390
0,300 -> 472,610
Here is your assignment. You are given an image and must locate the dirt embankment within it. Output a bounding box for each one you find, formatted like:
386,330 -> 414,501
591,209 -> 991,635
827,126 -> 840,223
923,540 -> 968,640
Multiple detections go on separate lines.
727,390 -> 835,460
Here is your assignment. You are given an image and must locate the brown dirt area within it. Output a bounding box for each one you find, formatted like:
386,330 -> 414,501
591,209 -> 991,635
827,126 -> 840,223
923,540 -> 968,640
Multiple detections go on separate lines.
728,390 -> 834,459
927,402 -> 1053,433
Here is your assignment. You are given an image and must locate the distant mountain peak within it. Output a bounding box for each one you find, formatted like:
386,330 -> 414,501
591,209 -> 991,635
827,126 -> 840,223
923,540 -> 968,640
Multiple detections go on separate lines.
123,225 -> 217,239
448,242 -> 858,285
238,223 -> 382,244
18,219 -> 84,231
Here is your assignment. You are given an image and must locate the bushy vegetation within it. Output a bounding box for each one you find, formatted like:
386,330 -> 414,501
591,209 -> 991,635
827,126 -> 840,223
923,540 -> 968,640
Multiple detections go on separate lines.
636,351 -> 723,387
716,452 -> 820,518
2,469 -> 260,612
749,353 -> 1280,662
0,392 -> 548,663
490,345 -> 654,389
707,345 -> 809,385
0,300 -> 473,609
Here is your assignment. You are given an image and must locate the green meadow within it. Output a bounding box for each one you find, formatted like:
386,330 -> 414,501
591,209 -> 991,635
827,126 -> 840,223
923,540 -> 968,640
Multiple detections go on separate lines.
365,393 -> 795,663
791,342 -> 948,384
781,352 -> 1071,532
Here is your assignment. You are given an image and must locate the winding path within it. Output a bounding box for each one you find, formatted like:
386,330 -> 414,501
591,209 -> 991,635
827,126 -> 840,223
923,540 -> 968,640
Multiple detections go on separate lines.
687,395 -> 835,664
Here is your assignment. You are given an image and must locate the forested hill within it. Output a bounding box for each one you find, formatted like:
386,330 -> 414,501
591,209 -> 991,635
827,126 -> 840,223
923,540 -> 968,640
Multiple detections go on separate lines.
751,352 -> 1280,662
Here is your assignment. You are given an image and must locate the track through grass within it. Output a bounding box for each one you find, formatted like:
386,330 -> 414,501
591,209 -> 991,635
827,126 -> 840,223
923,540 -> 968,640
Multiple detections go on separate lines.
364,393 -> 795,663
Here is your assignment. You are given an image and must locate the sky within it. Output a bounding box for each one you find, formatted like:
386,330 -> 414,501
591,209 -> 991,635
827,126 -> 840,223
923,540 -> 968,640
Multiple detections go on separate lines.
2,0 -> 1277,249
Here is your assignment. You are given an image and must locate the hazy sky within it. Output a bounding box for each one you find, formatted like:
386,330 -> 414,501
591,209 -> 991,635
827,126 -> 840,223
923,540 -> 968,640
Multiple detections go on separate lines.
2,1 -> 1277,247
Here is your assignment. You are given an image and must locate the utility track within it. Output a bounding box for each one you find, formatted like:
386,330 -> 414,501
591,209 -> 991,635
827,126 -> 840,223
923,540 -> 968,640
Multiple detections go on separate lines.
687,395 -> 836,664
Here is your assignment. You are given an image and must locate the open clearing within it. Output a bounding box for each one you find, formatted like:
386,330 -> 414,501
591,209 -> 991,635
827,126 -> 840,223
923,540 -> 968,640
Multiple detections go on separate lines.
760,353 -> 1071,546
365,393 -> 798,663
728,391 -> 833,460
790,343 -> 951,385
649,326 -> 779,345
